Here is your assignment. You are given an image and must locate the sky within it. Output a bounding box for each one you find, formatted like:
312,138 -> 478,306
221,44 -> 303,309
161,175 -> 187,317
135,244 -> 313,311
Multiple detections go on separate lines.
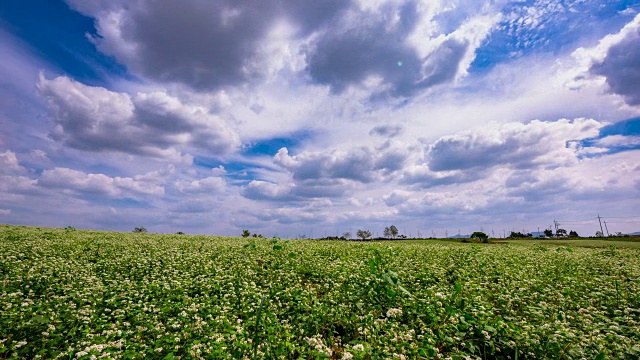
1,0 -> 640,238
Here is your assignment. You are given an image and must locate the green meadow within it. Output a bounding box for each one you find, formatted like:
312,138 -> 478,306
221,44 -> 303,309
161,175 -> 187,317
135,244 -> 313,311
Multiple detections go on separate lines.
1,225 -> 639,359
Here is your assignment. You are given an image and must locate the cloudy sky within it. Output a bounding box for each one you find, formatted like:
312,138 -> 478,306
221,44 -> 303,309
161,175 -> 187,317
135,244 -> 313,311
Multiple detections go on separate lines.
1,0 -> 640,237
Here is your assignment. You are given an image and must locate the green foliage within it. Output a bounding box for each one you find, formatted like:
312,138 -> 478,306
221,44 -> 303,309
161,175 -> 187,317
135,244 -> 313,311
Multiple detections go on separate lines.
383,227 -> 391,239
556,228 -> 568,237
383,225 -> 399,239
356,229 -> 372,241
544,229 -> 553,237
241,229 -> 251,238
132,227 -> 147,233
508,231 -> 531,238
1,225 -> 639,359
569,230 -> 579,237
389,225 -> 398,239
471,231 -> 489,243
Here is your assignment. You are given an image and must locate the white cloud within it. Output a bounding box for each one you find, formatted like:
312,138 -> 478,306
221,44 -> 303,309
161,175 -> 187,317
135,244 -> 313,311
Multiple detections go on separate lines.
38,167 -> 164,198
425,118 -> 602,172
274,145 -> 407,183
0,150 -> 27,174
594,135 -> 640,148
37,75 -> 240,159
571,13 -> 640,105
176,176 -> 226,194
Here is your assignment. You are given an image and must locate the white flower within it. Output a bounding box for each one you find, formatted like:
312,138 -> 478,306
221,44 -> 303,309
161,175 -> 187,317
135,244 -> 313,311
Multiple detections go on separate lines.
342,352 -> 354,360
386,308 -> 403,318
352,344 -> 365,351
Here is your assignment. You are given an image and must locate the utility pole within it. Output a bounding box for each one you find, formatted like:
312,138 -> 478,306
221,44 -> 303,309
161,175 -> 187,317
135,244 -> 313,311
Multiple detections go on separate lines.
597,215 -> 604,236
604,221 -> 610,237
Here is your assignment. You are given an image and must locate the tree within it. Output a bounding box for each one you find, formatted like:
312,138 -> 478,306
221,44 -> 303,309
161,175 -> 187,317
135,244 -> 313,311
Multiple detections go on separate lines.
471,231 -> 489,243
390,225 -> 399,239
133,227 -> 147,233
544,229 -> 553,238
569,230 -> 579,237
383,227 -> 391,239
556,229 -> 567,237
342,232 -> 351,240
356,229 -> 372,241
241,229 -> 251,238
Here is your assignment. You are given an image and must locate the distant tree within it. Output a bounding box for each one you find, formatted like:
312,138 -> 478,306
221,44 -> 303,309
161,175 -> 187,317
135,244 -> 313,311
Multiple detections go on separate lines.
544,229 -> 553,238
133,227 -> 147,233
176,231 -> 184,235
252,233 -> 263,238
342,232 -> 351,240
471,231 -> 489,243
556,229 -> 568,237
383,227 -> 391,239
241,229 -> 251,238
356,229 -> 372,241
569,230 -> 579,237
390,225 -> 399,239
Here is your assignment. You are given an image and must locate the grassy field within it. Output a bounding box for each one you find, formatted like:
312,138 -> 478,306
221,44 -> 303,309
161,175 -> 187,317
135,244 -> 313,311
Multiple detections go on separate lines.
1,225 -> 639,359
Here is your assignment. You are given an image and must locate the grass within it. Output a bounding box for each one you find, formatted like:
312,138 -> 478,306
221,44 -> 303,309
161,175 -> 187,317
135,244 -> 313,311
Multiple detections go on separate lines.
1,225 -> 640,359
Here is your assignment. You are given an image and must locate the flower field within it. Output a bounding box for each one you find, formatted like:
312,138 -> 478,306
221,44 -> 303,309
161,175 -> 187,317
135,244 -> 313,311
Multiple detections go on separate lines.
1,225 -> 639,359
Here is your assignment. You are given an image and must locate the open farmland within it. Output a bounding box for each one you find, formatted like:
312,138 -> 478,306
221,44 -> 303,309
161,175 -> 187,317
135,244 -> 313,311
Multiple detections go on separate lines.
1,225 -> 640,359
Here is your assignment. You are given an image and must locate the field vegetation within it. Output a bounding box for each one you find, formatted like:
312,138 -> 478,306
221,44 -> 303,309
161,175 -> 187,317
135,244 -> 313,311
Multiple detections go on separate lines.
1,225 -> 639,359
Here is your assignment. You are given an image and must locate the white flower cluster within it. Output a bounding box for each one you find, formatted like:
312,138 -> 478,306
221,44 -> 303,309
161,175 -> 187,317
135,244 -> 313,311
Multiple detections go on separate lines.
386,307 -> 403,318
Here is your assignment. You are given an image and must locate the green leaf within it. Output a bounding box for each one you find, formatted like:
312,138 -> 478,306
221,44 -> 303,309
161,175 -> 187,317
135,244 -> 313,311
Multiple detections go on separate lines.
398,285 -> 412,296
273,245 -> 282,251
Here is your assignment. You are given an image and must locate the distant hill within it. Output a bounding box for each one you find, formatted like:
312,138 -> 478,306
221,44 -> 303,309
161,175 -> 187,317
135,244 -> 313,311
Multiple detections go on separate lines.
448,234 -> 471,239
629,231 -> 640,236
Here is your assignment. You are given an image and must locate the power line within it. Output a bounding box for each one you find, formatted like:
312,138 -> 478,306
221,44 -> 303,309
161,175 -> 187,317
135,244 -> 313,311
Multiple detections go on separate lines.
601,216 -> 640,219
556,218 -> 597,223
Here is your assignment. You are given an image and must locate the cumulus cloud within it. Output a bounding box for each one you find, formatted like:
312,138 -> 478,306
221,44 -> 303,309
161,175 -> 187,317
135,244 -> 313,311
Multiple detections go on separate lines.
304,1 -> 499,97
249,200 -> 332,225
274,146 -> 407,183
64,0 -> 499,98
0,150 -> 27,174
571,13 -> 640,106
66,0 -> 350,90
242,178 -> 353,201
38,167 -> 164,198
590,14 -> 640,105
175,176 -> 225,194
37,75 -> 240,159
426,119 -> 602,172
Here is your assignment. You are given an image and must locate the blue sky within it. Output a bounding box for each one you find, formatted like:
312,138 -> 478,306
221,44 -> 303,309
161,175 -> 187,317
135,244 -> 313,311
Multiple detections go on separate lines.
1,0 -> 640,237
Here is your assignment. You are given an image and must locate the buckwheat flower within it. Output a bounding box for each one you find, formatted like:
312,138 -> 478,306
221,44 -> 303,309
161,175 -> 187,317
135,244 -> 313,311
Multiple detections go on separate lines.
155,347 -> 163,353
342,352 -> 354,360
352,344 -> 365,351
75,351 -> 88,358
15,341 -> 27,349
386,308 -> 403,318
